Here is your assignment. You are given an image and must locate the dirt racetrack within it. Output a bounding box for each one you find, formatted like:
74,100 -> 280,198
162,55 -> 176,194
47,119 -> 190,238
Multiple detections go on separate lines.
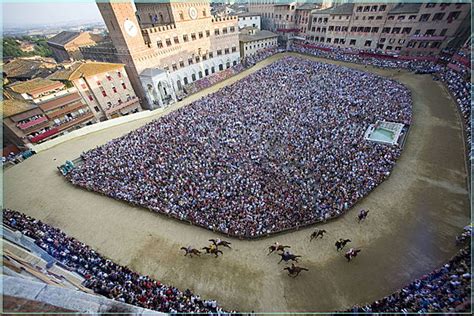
3,53 -> 470,312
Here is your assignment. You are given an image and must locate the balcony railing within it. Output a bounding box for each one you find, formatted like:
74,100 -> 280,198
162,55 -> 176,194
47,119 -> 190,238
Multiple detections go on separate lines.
17,116 -> 48,130
57,112 -> 95,132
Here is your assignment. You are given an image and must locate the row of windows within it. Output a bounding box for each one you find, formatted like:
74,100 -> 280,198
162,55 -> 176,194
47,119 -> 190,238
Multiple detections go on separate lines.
355,5 -> 386,12
180,61 -> 239,86
309,36 -> 442,51
240,16 -> 259,20
156,27 -> 236,48
313,10 -> 462,24
162,47 -> 237,72
424,3 -> 465,9
245,39 -> 277,51
312,24 -> 448,37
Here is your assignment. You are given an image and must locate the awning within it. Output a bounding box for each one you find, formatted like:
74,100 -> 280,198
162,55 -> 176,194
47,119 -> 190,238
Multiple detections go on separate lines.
17,116 -> 49,130
30,128 -> 59,143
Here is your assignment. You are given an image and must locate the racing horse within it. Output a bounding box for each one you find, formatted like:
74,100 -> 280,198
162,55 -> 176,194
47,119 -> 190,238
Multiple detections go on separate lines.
357,209 -> 369,223
284,263 -> 309,277
345,248 -> 362,262
335,238 -> 351,251
278,251 -> 301,264
310,229 -> 327,241
209,238 -> 232,249
202,245 -> 224,258
268,242 -> 291,255
180,246 -> 201,257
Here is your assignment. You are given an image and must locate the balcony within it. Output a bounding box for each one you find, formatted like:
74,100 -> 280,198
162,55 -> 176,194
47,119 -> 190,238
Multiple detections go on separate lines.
17,116 -> 48,130
57,112 -> 95,131
30,128 -> 59,143
47,102 -> 88,120
105,97 -> 140,115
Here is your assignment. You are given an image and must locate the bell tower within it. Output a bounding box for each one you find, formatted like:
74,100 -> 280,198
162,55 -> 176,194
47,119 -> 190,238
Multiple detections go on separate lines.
96,1 -> 150,108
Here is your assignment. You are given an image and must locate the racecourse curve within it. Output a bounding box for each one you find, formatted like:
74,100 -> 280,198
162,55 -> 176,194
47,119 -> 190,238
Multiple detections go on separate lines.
3,53 -> 470,312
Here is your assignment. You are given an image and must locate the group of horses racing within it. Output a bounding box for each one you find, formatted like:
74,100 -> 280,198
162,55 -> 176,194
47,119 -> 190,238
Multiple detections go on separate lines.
181,209 -> 370,277
181,238 -> 232,258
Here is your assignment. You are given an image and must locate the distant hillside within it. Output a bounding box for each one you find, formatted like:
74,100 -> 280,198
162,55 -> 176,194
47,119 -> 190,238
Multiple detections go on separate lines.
3,36 -> 53,59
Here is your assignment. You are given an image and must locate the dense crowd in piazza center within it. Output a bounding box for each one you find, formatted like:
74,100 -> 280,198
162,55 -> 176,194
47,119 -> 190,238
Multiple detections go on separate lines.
67,56 -> 412,237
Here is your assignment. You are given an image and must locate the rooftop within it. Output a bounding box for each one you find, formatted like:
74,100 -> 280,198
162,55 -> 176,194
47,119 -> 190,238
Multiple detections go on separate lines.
239,30 -> 278,43
237,12 -> 261,17
7,78 -> 65,96
47,31 -> 81,46
1,99 -> 38,118
388,3 -> 422,14
316,3 -> 355,15
296,3 -> 319,11
3,58 -> 57,80
48,62 -> 125,81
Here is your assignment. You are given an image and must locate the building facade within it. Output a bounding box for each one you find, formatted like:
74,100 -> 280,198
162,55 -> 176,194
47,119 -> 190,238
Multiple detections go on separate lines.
238,13 -> 262,30
96,0 -> 240,109
3,79 -> 95,146
239,27 -> 278,58
247,1 -> 320,44
307,2 -> 471,56
48,62 -> 141,121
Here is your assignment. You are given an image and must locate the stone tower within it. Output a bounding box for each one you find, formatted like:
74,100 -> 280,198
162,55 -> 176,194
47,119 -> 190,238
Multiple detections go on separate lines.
97,1 -> 150,108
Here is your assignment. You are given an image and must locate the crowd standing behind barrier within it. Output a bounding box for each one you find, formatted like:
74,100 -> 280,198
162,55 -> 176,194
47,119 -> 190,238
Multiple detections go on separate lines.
67,56 -> 412,238
2,209 -> 231,314
346,246 -> 471,313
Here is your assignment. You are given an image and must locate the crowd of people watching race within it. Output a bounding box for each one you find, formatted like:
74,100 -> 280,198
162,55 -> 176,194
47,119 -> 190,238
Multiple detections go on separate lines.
347,246 -> 471,313
435,69 -> 471,153
289,43 -> 442,72
3,207 -> 470,313
183,64 -> 245,95
289,42 -> 471,156
2,209 -> 229,314
67,56 -> 412,237
181,47 -> 284,96
243,47 -> 285,67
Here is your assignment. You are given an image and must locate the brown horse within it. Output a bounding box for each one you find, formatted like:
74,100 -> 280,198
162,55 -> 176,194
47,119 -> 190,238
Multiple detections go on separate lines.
202,246 -> 223,258
268,243 -> 291,255
181,246 -> 201,257
310,229 -> 327,241
284,263 -> 309,277
209,238 -> 232,249
278,251 -> 301,264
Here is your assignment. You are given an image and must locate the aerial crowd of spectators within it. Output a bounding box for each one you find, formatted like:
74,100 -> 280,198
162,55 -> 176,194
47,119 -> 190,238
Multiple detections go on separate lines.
2,209 -> 229,314
243,47 -> 285,67
289,43 -> 442,72
347,246 -> 471,313
67,56 -> 412,237
289,42 -> 471,156
182,47 -> 285,96
435,68 -> 471,153
183,64 -> 245,95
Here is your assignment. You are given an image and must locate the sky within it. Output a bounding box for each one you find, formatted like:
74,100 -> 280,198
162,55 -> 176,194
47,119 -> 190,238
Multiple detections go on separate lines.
2,1 -> 104,28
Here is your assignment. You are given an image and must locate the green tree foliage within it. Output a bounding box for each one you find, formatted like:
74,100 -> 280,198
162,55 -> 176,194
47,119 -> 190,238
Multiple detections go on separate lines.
3,36 -> 53,58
